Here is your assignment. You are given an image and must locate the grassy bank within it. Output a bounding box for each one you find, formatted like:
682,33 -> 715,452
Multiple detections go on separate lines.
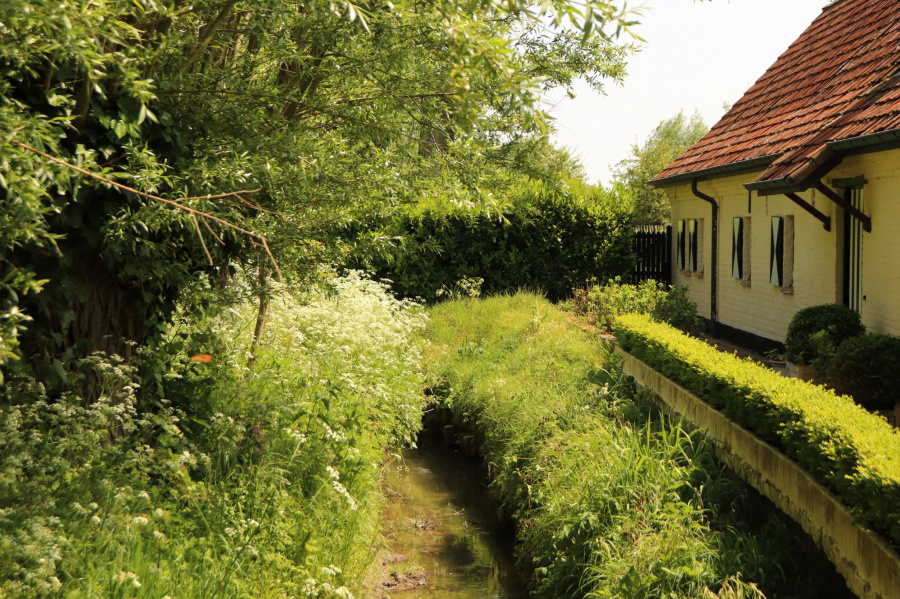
0,273 -> 426,598
422,293 -> 847,599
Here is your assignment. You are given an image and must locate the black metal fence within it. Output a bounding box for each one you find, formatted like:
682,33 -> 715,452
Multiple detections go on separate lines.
631,225 -> 672,285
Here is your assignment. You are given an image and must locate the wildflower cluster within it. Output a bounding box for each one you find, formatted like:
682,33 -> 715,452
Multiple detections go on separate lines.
0,272 -> 427,597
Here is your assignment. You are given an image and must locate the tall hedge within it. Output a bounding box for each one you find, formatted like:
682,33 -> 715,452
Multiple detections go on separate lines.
346,184 -> 633,302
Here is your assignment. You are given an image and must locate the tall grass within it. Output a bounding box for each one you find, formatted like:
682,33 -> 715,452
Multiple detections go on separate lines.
423,293 -> 807,598
0,272 -> 426,598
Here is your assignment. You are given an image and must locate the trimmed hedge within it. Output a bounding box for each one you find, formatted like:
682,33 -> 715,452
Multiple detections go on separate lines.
344,184 -> 633,302
614,313 -> 900,550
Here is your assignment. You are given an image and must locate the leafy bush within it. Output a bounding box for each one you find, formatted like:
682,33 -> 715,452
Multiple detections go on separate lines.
423,294 -> 775,598
821,333 -> 900,411
344,182 -> 633,302
569,278 -> 698,332
0,272 -> 427,598
784,304 -> 864,365
614,313 -> 900,551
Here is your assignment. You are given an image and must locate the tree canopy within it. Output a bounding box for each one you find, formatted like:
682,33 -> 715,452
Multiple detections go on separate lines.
613,110 -> 708,225
0,0 -> 639,382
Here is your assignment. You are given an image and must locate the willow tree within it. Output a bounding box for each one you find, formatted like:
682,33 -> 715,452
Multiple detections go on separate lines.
0,0 -> 636,384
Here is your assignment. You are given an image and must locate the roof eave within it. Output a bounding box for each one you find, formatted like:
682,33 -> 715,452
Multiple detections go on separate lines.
827,126 -> 900,154
650,153 -> 783,188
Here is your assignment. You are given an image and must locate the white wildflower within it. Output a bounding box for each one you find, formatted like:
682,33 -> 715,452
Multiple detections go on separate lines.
132,516 -> 149,526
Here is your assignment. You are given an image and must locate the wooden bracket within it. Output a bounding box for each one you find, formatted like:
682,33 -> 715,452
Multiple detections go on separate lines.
814,181 -> 871,232
785,193 -> 831,231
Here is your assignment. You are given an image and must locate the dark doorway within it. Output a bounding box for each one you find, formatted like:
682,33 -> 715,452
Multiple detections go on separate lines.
842,187 -> 864,313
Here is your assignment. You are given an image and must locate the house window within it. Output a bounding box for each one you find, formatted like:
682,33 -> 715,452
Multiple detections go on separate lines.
733,217 -> 751,283
676,220 -> 686,270
770,215 -> 794,289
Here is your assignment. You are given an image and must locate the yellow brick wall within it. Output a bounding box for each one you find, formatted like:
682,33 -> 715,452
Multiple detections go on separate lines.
668,173 -> 838,342
830,150 -> 900,335
666,148 -> 900,342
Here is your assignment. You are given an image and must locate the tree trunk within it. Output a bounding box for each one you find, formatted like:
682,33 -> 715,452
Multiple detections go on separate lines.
248,263 -> 270,367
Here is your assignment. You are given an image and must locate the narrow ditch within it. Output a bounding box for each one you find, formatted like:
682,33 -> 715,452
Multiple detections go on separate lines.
371,409 -> 856,599
371,421 -> 527,598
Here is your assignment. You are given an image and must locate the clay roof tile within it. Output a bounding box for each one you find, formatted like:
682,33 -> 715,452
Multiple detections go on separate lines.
655,0 -> 900,186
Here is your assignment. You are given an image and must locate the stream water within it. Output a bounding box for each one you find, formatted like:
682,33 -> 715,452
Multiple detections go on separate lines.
371,432 -> 527,599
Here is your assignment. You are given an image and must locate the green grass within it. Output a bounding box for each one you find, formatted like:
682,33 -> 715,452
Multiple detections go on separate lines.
422,293 -> 835,599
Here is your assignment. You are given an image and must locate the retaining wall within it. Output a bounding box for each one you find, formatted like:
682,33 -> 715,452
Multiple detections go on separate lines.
617,346 -> 900,599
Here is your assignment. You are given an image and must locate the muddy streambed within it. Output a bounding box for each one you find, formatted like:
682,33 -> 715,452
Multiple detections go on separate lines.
372,432 -> 527,598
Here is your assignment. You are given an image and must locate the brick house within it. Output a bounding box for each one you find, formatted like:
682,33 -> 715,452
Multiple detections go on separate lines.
653,0 -> 900,348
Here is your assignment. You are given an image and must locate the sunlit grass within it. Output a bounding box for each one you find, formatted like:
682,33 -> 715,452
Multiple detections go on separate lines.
423,292 -> 769,598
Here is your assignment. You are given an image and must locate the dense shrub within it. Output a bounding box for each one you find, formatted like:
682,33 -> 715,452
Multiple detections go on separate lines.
821,333 -> 900,411
614,314 -> 900,551
344,182 -> 633,302
785,304 -> 864,365
568,278 -> 698,332
0,272 -> 426,598
423,294 -> 778,598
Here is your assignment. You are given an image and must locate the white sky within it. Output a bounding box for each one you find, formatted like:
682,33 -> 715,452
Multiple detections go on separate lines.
548,0 -> 829,186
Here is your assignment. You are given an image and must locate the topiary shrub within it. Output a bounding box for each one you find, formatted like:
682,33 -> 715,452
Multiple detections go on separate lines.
821,333 -> 900,411
784,304 -> 864,365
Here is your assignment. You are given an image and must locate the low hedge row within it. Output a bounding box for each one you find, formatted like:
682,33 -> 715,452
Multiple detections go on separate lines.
613,313 -> 900,550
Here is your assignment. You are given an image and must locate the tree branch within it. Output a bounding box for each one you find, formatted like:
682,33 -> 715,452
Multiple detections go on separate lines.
10,139 -> 283,281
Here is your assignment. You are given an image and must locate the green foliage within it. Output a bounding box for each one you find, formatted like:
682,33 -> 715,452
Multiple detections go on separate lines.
568,278 -> 698,331
821,333 -> 900,411
612,111 -> 708,225
614,313 -> 900,551
0,0 -> 637,380
784,304 -> 865,365
348,182 -> 633,302
0,272 -> 426,598
423,294 -> 774,598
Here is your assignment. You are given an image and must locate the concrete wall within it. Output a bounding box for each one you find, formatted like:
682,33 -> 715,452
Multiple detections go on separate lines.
665,147 -> 900,342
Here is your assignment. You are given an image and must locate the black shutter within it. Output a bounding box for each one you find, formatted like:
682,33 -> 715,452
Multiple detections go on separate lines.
677,220 -> 685,269
770,216 -> 784,286
732,217 -> 744,279
688,219 -> 698,271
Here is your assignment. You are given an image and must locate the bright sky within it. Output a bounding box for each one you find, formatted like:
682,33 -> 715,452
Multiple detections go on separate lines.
548,0 -> 829,186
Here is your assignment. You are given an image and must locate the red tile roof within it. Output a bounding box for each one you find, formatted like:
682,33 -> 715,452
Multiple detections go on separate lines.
654,0 -> 900,188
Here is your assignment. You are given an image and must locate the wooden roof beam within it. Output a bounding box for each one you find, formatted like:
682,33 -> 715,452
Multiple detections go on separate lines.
785,192 -> 831,231
814,181 -> 871,232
